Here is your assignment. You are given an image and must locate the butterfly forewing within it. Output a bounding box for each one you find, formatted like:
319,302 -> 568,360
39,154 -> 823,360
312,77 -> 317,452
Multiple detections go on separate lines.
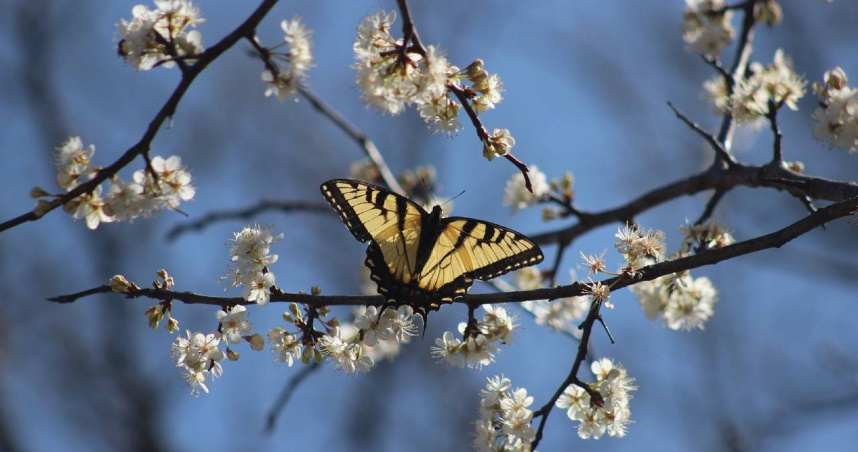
417,218 -> 543,290
321,179 -> 425,280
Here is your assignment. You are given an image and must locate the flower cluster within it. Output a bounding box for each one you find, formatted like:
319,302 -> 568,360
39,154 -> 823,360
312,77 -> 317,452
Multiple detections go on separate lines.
812,67 -> 858,152
223,225 -> 283,305
117,0 -> 205,71
555,358 -> 637,439
503,166 -> 549,215
474,376 -> 535,451
630,271 -> 719,331
517,268 -> 587,336
541,172 -> 576,222
614,224 -> 666,271
171,330 -> 226,395
731,49 -> 806,124
681,0 -> 734,59
319,327 -> 375,373
354,305 -> 418,347
46,137 -> 195,229
268,326 -> 304,366
353,12 -> 457,120
704,50 -> 805,125
432,305 -> 517,369
678,220 -> 735,254
482,129 -> 515,161
353,12 -> 510,141
262,18 -> 314,102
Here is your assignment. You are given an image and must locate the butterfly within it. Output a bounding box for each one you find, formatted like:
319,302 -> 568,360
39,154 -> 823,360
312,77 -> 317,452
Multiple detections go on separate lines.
320,179 -> 544,328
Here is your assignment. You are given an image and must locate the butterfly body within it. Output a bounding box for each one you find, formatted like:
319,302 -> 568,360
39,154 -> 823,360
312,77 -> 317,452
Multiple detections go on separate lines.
321,179 -> 543,327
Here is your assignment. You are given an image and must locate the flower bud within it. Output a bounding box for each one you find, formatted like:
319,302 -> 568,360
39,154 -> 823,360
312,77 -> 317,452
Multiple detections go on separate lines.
248,334 -> 265,351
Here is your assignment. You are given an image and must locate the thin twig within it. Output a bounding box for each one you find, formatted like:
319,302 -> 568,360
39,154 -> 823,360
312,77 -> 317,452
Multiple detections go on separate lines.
298,87 -> 406,195
701,54 -> 730,79
449,84 -> 534,192
0,0 -> 281,234
167,200 -> 331,240
696,189 -> 726,225
50,196 -> 858,306
245,35 -> 405,196
264,364 -> 321,433
668,102 -> 737,167
715,0 -> 759,150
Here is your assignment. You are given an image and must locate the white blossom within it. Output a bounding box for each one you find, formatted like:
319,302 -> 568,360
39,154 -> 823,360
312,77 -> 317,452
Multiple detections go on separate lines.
216,305 -> 253,344
630,272 -> 719,330
319,327 -> 374,374
171,330 -> 226,395
268,327 -> 302,366
117,0 -> 205,71
554,358 -> 637,439
503,166 -> 549,214
681,0 -> 734,58
812,67 -> 858,152
731,49 -> 806,125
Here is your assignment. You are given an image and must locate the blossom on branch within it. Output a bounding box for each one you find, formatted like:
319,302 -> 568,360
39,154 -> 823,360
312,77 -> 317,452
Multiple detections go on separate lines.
171,330 -> 226,395
812,67 -> 858,152
731,49 -> 806,125
222,225 -> 283,305
681,0 -> 734,59
431,305 -> 518,369
117,0 -> 205,71
262,17 -> 313,102
503,166 -> 549,214
474,376 -> 535,451
630,271 -> 719,331
555,358 -> 637,439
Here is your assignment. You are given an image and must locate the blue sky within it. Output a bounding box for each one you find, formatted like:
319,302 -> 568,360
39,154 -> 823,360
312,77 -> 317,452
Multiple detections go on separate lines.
1,1 -> 858,451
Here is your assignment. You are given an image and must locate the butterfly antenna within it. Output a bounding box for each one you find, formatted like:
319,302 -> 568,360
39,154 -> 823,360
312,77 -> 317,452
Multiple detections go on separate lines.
441,190 -> 465,209
421,177 -> 440,207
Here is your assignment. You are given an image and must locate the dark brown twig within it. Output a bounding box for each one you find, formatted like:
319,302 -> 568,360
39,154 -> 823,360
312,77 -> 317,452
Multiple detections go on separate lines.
668,102 -> 737,167
167,200 -> 331,240
696,189 -> 726,225
264,363 -> 321,433
531,297 -> 603,449
449,84 -> 534,192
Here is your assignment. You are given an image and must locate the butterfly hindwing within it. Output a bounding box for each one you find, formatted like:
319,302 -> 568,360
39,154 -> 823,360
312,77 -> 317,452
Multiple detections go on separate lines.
320,178 -> 544,328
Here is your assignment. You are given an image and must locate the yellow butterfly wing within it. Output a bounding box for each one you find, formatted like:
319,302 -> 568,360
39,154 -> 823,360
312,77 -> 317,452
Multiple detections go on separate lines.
320,179 -> 424,283
417,218 -> 544,293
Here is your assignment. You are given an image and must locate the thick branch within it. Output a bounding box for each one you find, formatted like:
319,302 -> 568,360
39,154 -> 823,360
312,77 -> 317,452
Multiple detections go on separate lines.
50,196 -> 858,306
531,163 -> 858,247
0,0 -> 280,234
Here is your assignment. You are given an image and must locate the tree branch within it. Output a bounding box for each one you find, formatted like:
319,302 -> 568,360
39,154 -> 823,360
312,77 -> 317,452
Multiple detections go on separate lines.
166,200 -> 331,240
0,0 -> 281,234
297,87 -> 406,195
50,196 -> 858,306
531,163 -> 858,247
264,363 -> 321,433
668,102 -> 737,167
